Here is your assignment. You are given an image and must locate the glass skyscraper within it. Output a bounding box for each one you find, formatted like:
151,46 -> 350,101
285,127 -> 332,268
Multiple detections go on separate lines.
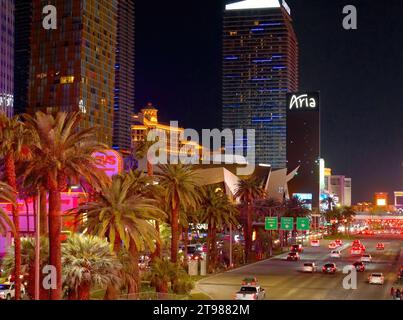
222,0 -> 298,168
29,0 -> 118,146
0,0 -> 14,117
113,0 -> 136,153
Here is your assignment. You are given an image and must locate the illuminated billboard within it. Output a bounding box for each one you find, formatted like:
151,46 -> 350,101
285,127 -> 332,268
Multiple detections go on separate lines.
293,193 -> 313,210
286,92 -> 321,208
92,149 -> 123,178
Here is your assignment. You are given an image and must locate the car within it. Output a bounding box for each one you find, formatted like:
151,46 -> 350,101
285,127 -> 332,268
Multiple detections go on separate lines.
376,243 -> 385,250
352,240 -> 361,246
330,250 -> 341,258
322,263 -> 337,274
328,242 -> 337,249
353,261 -> 366,272
234,285 -> 266,300
0,283 -> 25,300
361,254 -> 372,263
290,244 -> 303,253
350,247 -> 362,255
242,277 -> 258,286
368,273 -> 384,285
303,262 -> 317,273
360,244 -> 366,252
286,252 -> 300,261
334,239 -> 343,246
310,240 -> 320,247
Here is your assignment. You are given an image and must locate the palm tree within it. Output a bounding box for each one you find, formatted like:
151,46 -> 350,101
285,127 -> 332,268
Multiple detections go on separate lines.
340,206 -> 356,235
72,171 -> 166,299
254,197 -> 283,255
234,177 -> 265,262
23,111 -> 109,300
156,164 -> 201,263
198,186 -> 238,272
1,237 -> 49,299
284,196 -> 311,244
323,207 -> 342,235
321,195 -> 336,212
148,258 -> 184,299
62,235 -> 121,300
0,113 -> 32,300
0,181 -> 16,236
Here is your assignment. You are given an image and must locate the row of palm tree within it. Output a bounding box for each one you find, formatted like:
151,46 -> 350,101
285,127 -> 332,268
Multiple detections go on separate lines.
0,109 -> 313,299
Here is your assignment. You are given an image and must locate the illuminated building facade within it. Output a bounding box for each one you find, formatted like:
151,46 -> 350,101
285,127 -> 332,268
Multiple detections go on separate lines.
14,0 -> 32,115
374,192 -> 388,207
325,175 -> 352,207
222,0 -> 298,168
29,0 -> 117,145
394,192 -> 403,213
0,0 -> 14,117
113,0 -> 135,153
132,103 -> 203,170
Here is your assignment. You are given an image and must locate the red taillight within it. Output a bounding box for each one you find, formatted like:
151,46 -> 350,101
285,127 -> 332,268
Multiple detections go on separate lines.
253,294 -> 257,300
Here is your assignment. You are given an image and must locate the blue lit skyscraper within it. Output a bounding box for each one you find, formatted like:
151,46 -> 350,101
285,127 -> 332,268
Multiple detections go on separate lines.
222,0 -> 298,168
113,0 -> 136,153
0,0 -> 14,117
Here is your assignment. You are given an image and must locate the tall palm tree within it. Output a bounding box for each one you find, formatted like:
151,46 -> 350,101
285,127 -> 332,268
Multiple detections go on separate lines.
156,164 -> 201,263
234,177 -> 265,262
198,186 -> 238,272
0,113 -> 32,300
23,111 -> 108,300
0,181 -> 16,236
72,171 -> 166,299
62,235 -> 121,300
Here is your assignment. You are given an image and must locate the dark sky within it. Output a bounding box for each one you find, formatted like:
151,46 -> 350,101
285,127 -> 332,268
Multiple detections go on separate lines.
136,0 -> 403,203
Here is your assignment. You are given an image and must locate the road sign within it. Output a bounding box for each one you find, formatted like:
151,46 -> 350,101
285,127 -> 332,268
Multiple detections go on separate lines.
280,217 -> 294,231
297,217 -> 310,231
265,217 -> 278,230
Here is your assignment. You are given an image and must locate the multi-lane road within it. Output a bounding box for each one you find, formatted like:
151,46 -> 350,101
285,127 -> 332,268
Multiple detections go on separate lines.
197,237 -> 402,300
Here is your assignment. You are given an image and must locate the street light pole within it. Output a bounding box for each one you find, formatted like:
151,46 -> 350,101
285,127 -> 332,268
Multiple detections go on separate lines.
34,188 -> 40,300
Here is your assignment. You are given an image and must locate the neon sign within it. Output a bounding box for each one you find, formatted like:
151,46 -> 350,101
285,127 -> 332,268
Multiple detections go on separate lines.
289,94 -> 317,110
92,149 -> 123,178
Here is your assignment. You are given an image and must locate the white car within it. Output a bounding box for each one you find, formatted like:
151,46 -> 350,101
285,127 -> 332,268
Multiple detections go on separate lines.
361,254 -> 372,263
235,285 -> 266,300
303,262 -> 317,273
311,240 -> 320,247
330,250 -> 341,258
0,283 -> 25,300
368,273 -> 384,285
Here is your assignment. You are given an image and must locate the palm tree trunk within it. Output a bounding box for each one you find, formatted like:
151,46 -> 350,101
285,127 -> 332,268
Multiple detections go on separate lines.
183,224 -> 189,268
245,203 -> 253,262
5,153 -> 21,300
211,223 -> 217,270
78,282 -> 91,300
48,188 -> 62,300
128,238 -> 140,295
170,198 -> 180,263
104,235 -> 121,300
40,188 -> 48,235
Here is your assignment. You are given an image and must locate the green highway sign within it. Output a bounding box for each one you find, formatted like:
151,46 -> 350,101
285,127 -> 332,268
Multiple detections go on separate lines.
280,217 -> 294,231
265,217 -> 278,230
297,217 -> 310,231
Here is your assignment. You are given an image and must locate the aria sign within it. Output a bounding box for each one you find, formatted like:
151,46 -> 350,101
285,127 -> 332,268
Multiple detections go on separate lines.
287,92 -> 320,111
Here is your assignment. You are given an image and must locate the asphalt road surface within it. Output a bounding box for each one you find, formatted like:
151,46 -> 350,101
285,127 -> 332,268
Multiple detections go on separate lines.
197,237 -> 402,300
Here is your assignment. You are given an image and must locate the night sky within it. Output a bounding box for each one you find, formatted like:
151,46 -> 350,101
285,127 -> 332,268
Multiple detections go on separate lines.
135,0 -> 403,203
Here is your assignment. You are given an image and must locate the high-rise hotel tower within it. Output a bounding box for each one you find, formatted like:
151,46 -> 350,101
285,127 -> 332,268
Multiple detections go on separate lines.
28,0 -> 118,145
223,0 -> 298,168
0,0 -> 14,117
